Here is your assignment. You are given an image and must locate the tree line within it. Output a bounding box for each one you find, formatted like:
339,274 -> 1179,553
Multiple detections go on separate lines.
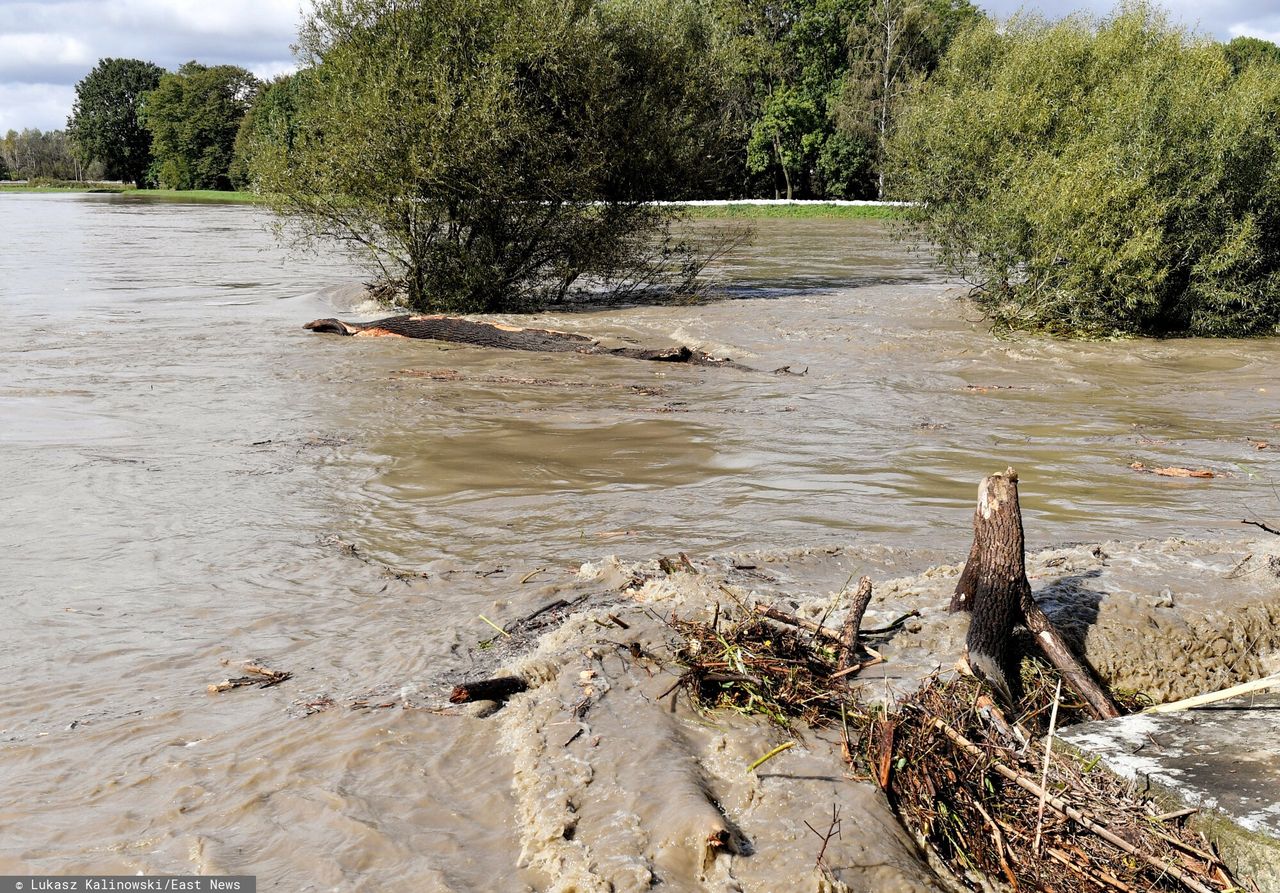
57,0 -> 983,198
33,0 -> 1280,336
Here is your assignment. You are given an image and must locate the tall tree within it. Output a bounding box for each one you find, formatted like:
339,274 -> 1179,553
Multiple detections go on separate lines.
1223,35 -> 1280,75
67,58 -> 165,185
725,0 -> 869,199
141,62 -> 260,190
839,0 -> 981,197
250,0 -> 737,313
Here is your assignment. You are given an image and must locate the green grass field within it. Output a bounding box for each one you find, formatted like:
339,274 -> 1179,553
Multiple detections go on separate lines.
0,184 -> 261,203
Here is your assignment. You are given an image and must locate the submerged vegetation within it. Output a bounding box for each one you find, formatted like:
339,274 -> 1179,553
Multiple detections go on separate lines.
890,4 -> 1280,337
22,1 -> 1280,332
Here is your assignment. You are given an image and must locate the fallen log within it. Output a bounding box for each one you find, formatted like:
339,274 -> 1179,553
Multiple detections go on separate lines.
952,468 -> 1122,719
449,676 -> 528,704
305,314 -> 773,371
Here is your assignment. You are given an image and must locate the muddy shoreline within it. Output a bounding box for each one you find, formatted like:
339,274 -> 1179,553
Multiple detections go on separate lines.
443,534 -> 1280,891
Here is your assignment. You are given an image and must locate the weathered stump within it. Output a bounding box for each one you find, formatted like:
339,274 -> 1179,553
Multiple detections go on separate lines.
837,576 -> 874,673
951,468 -> 1122,720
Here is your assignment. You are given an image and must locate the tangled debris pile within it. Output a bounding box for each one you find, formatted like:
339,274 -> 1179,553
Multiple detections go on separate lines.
653,468 -> 1261,893
665,594 -> 1252,892
877,676 -> 1247,893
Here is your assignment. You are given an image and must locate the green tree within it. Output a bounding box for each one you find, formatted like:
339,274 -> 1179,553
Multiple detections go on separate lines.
141,62 -> 260,190
67,58 -> 165,185
230,74 -> 305,190
724,0 -> 868,199
839,0 -> 981,196
890,4 -> 1280,337
1223,35 -> 1280,75
1,128 -> 82,180
250,0 -> 737,312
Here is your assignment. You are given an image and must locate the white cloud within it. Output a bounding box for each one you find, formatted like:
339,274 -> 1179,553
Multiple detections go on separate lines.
249,60 -> 299,82
977,0 -> 1280,40
0,0 -> 305,129
0,33 -> 91,68
0,82 -> 76,133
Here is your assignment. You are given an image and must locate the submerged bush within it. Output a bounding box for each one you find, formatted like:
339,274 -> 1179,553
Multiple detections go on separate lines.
889,4 -> 1280,337
246,0 -> 738,313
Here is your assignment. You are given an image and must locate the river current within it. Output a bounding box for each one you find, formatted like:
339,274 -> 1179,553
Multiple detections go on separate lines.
2,194 -> 1278,890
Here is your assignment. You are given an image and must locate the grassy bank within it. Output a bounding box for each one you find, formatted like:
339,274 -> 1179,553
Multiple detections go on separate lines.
2,186 -> 903,217
0,183 -> 260,204
117,189 -> 260,204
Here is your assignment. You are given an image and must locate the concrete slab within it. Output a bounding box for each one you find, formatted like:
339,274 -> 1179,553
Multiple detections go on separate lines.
1062,692 -> 1280,891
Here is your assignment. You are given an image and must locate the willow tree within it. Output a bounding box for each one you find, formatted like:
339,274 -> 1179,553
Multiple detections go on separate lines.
890,4 -> 1280,337
246,0 -> 736,313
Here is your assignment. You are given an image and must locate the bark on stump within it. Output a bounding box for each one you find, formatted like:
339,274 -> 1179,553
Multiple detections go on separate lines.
951,468 -> 1122,720
837,575 -> 874,673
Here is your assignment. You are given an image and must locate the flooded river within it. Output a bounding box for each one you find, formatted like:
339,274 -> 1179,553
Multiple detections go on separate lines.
2,194 -> 1278,890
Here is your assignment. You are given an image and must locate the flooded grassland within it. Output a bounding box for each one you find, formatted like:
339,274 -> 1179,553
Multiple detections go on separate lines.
1,194 -> 1278,890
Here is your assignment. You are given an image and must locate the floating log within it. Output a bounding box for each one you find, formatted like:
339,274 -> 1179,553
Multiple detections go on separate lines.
952,468 -> 1122,720
305,315 -> 763,370
449,676 -> 528,704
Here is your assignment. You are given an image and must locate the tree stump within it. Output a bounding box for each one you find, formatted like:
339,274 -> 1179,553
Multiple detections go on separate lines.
951,468 -> 1122,720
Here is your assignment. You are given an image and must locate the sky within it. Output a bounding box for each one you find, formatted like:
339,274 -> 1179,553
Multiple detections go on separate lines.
2,0 -> 1279,134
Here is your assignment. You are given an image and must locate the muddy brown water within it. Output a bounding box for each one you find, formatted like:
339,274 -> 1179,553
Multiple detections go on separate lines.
2,194 -> 1279,890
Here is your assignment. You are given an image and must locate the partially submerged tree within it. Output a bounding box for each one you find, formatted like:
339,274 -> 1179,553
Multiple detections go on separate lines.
246,0 -> 738,313
141,62 -> 260,190
67,58 -> 165,185
890,4 -> 1280,337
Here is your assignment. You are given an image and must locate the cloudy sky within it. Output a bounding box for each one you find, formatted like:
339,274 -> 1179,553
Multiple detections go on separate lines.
2,0 -> 1279,134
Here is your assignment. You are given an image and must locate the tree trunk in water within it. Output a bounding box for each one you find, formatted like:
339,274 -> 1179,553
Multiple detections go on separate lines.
304,314 -> 776,371
952,468 -> 1122,720
449,676 -> 527,704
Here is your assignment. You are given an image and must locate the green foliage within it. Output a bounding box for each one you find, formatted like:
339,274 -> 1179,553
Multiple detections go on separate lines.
249,0 -> 737,313
0,128 -> 91,180
141,62 -> 260,190
837,0 -> 982,196
889,4 -> 1280,337
727,0 -> 866,199
1223,35 -> 1280,75
230,75 -> 305,190
67,58 -> 165,185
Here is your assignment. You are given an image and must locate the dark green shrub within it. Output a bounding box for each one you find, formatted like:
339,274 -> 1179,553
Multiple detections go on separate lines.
889,4 -> 1280,337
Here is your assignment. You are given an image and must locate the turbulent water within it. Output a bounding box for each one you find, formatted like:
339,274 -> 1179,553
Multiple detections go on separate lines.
2,194 -> 1279,890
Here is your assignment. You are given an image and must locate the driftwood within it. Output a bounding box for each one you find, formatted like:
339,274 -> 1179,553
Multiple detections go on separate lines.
932,716 -> 1215,893
449,676 -> 528,704
305,315 -> 771,371
950,468 -> 1122,720
837,576 -> 874,673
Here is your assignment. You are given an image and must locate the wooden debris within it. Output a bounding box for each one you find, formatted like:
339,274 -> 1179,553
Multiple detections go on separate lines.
658,552 -> 698,575
1129,462 -> 1218,479
306,315 -> 767,371
837,576 -> 874,673
951,468 -> 1121,720
209,662 -> 292,693
449,676 -> 528,704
